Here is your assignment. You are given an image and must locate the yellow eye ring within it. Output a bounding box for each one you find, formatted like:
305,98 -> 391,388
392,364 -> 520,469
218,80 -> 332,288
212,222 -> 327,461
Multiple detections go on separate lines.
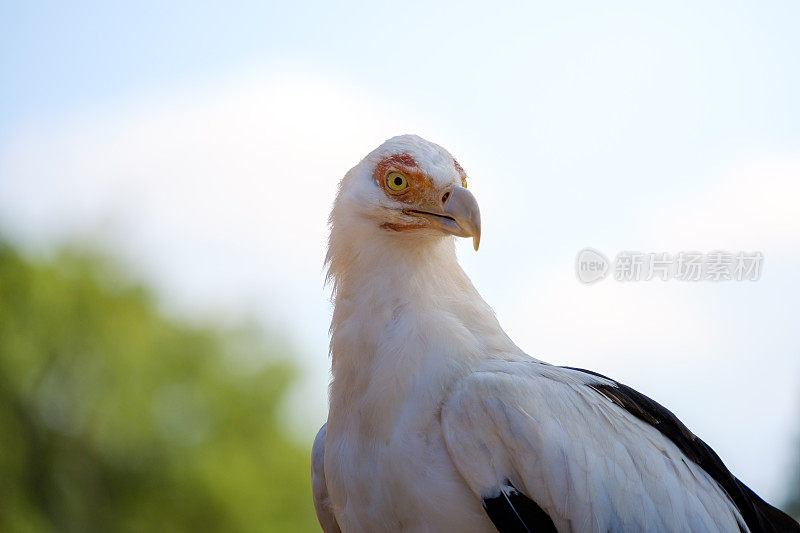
386,172 -> 409,192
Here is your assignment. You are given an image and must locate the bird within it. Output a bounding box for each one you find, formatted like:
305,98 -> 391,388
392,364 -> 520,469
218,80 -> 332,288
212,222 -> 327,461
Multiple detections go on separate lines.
312,134 -> 799,532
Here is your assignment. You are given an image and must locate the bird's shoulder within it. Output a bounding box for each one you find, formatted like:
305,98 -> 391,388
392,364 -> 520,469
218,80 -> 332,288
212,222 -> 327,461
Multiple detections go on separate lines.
311,423 -> 342,533
443,359 -> 617,420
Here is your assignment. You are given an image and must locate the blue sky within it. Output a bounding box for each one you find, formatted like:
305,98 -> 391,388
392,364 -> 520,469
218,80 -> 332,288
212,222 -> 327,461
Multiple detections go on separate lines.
2,1 -> 799,502
4,1 -> 799,136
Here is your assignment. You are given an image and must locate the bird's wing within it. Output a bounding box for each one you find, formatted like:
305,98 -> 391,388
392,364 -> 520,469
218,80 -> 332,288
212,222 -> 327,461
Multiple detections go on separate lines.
312,423 -> 341,533
442,360 -> 798,533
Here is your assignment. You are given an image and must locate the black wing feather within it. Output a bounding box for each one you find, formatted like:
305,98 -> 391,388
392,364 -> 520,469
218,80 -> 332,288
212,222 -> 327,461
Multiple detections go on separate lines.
482,479 -> 557,533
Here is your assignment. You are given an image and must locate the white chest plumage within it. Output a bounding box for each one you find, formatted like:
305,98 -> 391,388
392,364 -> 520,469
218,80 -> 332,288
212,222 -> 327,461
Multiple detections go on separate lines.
324,389 -> 492,532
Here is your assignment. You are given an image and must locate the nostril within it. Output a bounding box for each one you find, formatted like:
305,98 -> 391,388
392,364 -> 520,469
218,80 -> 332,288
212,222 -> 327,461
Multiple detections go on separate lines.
441,191 -> 451,204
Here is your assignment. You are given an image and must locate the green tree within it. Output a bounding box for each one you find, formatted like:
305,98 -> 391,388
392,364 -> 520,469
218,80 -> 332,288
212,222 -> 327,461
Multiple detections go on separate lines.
0,243 -> 317,532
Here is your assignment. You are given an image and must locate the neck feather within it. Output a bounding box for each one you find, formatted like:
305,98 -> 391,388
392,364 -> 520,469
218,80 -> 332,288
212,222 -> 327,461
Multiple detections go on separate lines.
326,218 -> 521,419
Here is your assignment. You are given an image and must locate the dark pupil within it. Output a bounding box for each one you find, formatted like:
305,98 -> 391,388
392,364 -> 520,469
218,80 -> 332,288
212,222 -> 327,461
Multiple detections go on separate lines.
394,177 -> 403,186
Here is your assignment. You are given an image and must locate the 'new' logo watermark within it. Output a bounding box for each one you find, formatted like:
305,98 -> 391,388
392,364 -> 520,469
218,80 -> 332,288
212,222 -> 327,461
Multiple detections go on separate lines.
575,248 -> 609,284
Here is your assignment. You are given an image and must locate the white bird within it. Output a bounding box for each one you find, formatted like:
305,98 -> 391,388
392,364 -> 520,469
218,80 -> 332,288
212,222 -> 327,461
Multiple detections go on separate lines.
312,135 -> 798,532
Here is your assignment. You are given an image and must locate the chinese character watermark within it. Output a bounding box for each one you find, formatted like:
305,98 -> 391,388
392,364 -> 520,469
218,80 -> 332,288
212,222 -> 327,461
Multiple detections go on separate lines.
576,248 -> 763,284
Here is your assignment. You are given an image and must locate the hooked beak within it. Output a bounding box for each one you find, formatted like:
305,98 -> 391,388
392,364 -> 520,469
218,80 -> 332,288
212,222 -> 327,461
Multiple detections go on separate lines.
405,186 -> 482,251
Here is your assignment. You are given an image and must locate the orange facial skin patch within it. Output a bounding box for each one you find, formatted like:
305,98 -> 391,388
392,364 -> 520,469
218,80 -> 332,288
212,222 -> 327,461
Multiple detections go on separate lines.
374,153 -> 435,206
380,221 -> 425,232
375,153 -> 438,232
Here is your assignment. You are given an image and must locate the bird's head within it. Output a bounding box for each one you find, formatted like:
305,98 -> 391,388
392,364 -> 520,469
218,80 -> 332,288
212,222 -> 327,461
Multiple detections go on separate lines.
330,135 -> 481,254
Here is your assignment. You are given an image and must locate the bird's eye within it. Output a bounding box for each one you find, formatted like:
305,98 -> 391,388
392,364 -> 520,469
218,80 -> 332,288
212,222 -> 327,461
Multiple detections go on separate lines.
386,172 -> 409,192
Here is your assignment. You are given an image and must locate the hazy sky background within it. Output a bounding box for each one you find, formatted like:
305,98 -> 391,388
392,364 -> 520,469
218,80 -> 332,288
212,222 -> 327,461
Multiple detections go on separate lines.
1,1 -> 799,502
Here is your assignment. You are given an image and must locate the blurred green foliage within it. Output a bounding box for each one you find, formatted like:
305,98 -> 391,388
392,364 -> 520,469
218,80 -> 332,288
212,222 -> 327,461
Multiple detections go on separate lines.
0,243 -> 318,532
